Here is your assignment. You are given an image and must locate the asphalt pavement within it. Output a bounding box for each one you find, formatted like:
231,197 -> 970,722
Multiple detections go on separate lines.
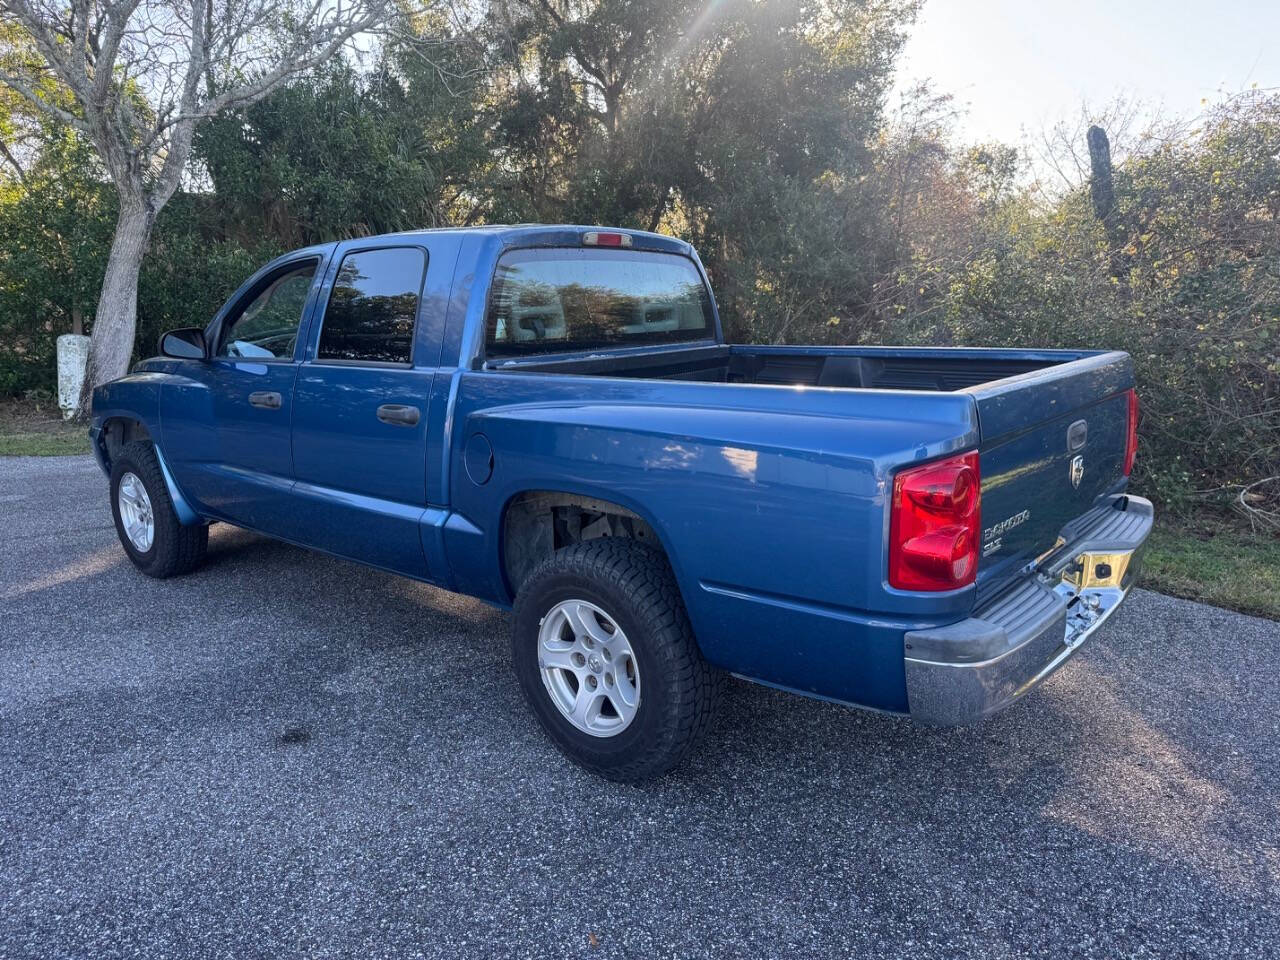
2,455 -> 1278,959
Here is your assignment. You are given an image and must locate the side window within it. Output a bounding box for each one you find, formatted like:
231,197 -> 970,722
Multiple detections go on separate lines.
317,247 -> 426,364
217,261 -> 318,359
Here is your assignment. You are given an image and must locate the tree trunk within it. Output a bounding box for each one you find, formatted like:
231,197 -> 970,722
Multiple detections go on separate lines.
1086,125 -> 1116,224
76,197 -> 154,418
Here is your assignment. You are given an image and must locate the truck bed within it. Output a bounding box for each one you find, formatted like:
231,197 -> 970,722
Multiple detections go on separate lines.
484,339 -> 1133,610
485,342 -> 1095,392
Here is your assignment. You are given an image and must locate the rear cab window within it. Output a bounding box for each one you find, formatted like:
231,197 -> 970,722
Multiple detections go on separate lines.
317,247 -> 427,365
484,248 -> 714,357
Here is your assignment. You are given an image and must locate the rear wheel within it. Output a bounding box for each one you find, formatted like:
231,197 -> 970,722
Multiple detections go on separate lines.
512,539 -> 719,782
110,441 -> 208,579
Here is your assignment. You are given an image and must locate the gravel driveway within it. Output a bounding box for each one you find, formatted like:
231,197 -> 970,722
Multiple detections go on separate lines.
2,455 -> 1277,959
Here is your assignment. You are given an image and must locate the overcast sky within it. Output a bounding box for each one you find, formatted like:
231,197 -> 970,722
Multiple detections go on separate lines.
893,0 -> 1280,145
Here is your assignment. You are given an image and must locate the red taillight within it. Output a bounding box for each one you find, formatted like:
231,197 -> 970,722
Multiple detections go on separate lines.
1123,388 -> 1139,476
582,231 -> 632,247
889,451 -> 981,591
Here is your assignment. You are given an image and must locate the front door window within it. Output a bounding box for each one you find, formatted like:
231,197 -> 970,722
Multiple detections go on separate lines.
218,261 -> 318,360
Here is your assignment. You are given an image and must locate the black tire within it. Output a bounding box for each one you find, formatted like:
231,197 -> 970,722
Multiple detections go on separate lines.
511,539 -> 720,783
110,440 -> 208,579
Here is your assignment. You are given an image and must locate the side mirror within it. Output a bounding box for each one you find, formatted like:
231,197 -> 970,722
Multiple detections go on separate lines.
159,327 -> 207,360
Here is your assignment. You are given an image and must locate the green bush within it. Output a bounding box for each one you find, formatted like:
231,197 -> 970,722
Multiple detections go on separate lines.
0,131 -> 112,395
920,95 -> 1280,510
137,198 -> 283,355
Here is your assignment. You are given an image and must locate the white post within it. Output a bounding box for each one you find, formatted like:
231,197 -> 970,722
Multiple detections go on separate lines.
56,333 -> 92,420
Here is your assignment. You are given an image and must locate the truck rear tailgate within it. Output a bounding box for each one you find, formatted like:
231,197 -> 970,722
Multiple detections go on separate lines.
967,351 -> 1134,603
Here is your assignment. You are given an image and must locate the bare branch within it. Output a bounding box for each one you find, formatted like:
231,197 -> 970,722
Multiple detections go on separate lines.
1,0 -> 398,205
191,12 -> 385,119
0,136 -> 26,180
89,0 -> 144,103
0,69 -> 87,131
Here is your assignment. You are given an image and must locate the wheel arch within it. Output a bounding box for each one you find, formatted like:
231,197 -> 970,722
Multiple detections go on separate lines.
98,416 -> 153,472
499,488 -> 681,601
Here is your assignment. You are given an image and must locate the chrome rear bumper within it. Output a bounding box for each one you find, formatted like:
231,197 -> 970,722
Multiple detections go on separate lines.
904,494 -> 1153,725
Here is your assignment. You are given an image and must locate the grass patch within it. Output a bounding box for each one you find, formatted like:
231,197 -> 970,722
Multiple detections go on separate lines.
1142,515 -> 1280,620
0,430 -> 92,456
0,398 -> 92,456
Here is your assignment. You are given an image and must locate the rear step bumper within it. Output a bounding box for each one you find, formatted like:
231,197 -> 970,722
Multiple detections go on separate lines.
903,494 -> 1154,725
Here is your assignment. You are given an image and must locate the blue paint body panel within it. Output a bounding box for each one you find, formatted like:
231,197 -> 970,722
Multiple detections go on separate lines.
90,225 -> 1135,715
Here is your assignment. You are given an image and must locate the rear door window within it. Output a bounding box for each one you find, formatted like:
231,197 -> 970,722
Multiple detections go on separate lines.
317,247 -> 427,364
485,248 -> 714,357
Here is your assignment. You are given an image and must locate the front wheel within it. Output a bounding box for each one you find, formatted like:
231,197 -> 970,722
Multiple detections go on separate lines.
110,440 -> 208,579
511,539 -> 719,782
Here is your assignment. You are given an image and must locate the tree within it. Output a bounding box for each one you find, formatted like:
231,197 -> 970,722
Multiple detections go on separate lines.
479,0 -> 918,340
195,29 -> 489,248
0,0 -> 391,414
0,126 -> 114,393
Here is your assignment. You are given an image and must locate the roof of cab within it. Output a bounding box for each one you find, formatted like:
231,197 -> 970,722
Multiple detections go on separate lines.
252,225 -> 697,292
355,224 -> 694,256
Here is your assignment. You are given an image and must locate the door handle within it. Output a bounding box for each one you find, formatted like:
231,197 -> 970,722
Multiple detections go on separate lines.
248,391 -> 282,410
377,403 -> 420,427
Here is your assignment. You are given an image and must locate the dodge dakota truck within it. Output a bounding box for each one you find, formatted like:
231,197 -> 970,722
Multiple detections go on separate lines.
91,225 -> 1151,781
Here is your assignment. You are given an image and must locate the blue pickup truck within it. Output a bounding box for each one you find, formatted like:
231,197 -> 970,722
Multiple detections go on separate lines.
91,225 -> 1151,781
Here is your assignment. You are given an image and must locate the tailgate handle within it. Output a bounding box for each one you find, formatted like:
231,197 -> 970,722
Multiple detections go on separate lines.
1067,419 -> 1088,451
377,403 -> 420,427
